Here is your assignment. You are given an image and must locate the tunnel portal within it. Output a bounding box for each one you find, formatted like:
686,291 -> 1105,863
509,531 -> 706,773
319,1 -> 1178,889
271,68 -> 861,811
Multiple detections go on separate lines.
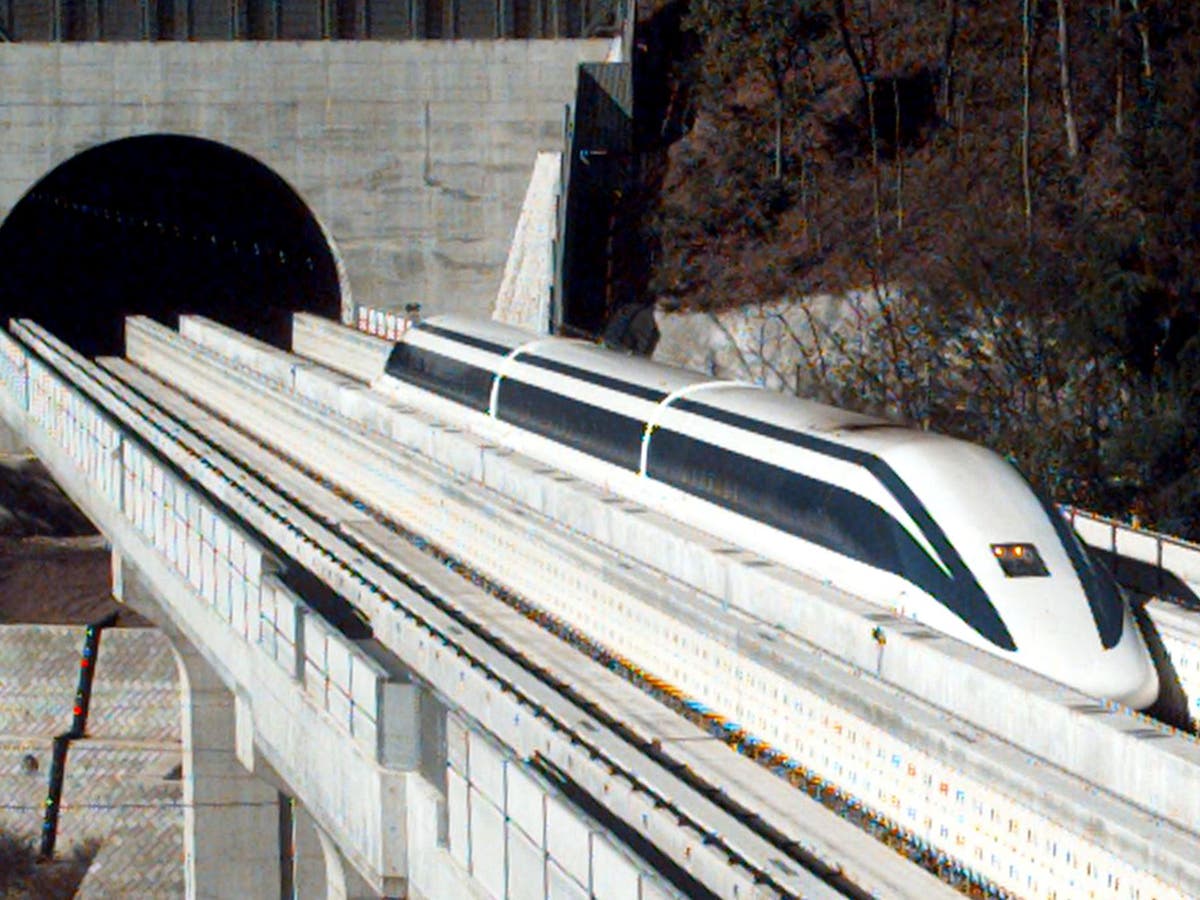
0,134 -> 343,358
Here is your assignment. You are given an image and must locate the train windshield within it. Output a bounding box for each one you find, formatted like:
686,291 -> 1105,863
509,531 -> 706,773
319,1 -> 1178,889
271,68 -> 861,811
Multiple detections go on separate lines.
990,543 -> 1049,577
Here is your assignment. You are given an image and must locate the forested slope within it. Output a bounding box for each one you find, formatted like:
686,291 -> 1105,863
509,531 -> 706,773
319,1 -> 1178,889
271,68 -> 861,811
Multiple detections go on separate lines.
637,0 -> 1199,538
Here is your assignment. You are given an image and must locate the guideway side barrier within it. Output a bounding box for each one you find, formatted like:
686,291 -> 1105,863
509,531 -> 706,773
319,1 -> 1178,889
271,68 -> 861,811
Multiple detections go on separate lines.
166,314 -> 1200,898
1065,506 -> 1200,594
1064,507 -> 1200,728
0,321 -> 835,900
0,323 -> 416,891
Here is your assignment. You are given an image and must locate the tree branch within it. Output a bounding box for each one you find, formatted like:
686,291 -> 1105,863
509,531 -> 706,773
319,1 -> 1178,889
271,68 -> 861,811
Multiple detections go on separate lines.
833,0 -> 870,93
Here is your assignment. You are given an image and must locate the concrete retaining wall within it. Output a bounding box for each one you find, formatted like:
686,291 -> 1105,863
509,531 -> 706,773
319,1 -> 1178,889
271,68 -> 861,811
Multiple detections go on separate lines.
0,40 -> 609,320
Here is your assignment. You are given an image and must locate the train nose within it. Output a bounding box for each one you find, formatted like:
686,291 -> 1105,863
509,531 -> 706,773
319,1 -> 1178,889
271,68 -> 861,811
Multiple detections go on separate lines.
1093,617 -> 1161,711
1111,661 -> 1160,711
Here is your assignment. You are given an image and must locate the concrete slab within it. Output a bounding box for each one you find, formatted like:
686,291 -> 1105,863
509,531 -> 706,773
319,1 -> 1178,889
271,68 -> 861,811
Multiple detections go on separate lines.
506,761 -> 546,845
592,835 -> 641,900
470,786 -> 508,898
467,727 -> 507,809
545,793 -> 591,888
546,858 -> 588,900
508,819 -> 546,900
448,765 -> 471,871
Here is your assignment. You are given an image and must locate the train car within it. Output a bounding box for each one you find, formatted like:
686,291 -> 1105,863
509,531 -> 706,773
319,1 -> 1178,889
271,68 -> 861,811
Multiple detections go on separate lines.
376,314 -> 1161,710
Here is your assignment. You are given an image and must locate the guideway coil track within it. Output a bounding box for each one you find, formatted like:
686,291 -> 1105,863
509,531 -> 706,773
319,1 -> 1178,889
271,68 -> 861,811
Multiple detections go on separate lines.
103,339 -> 957,897
9,317 -> 902,898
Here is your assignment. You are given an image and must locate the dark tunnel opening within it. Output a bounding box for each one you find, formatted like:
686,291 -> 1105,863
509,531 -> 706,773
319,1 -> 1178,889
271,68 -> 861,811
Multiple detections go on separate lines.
0,134 -> 343,358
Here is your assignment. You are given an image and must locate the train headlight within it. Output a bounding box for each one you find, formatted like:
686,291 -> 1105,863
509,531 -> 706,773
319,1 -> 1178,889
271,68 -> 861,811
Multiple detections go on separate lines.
990,543 -> 1049,577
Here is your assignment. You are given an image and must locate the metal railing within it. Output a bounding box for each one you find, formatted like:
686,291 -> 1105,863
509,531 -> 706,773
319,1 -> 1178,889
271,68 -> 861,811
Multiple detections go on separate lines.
1065,505 -> 1200,600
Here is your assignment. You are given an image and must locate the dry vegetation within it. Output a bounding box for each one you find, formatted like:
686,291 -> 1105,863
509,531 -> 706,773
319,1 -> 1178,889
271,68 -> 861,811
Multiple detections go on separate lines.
0,455 -> 144,624
0,830 -> 99,898
633,0 -> 1199,538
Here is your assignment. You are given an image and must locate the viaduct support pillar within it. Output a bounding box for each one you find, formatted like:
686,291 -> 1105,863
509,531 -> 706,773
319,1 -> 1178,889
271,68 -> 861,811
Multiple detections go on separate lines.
291,800 -> 329,897
114,554 -> 282,899
175,635 -> 282,899
313,814 -> 382,899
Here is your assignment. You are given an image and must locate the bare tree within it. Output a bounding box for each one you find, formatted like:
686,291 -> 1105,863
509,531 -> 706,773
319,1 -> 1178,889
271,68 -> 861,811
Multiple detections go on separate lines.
833,0 -> 871,94
1055,0 -> 1080,159
688,0 -> 831,182
1113,0 -> 1124,136
868,77 -> 884,254
1021,0 -> 1036,249
894,77 -> 904,231
941,0 -> 960,126
1127,0 -> 1153,83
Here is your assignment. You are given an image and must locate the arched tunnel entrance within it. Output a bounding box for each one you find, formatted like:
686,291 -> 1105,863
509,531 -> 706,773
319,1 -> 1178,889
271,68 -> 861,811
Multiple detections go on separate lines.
0,134 -> 344,358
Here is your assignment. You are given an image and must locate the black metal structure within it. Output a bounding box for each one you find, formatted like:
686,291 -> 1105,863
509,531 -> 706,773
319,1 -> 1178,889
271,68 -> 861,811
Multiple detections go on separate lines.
0,0 -> 621,40
39,612 -> 119,861
556,60 -> 632,336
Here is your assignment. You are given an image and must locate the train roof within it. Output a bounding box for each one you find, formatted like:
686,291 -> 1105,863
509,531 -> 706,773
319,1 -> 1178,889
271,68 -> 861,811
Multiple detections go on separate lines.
416,314 -> 535,355
527,337 -> 708,396
413,315 -> 979,465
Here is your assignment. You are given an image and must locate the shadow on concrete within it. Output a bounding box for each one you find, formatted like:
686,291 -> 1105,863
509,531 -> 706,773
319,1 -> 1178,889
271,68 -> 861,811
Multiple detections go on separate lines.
0,829 -> 101,897
0,134 -> 342,357
0,456 -> 95,538
1093,547 -> 1199,732
1093,547 -> 1200,609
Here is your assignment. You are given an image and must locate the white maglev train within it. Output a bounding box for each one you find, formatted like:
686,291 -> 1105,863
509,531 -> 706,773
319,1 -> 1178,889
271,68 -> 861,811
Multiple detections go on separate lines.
375,314 -> 1160,710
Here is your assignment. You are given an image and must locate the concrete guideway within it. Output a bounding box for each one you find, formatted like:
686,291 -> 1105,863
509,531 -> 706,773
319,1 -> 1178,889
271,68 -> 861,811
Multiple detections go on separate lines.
157,314 -> 1200,897
0,321 -> 877,898
3,302 -> 1199,896
109,324 -> 956,897
119,315 -> 938,895
11,321 -> 796,897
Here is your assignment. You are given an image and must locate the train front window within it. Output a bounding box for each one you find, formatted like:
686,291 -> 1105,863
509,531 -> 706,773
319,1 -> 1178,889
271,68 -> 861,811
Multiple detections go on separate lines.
991,543 -> 1049,577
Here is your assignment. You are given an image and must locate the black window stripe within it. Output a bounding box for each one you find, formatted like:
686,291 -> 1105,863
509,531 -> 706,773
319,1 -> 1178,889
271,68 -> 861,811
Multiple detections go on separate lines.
672,399 -> 954,560
1039,492 -> 1124,648
674,398 -> 961,567
518,354 -> 668,403
413,323 -> 670,404
648,429 -> 918,568
384,343 -> 494,412
497,380 -> 644,471
415,322 -> 513,356
664,400 -> 1015,649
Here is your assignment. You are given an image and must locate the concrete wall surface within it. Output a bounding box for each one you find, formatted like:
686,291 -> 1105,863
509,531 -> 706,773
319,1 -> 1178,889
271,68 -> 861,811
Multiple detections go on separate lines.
0,40 -> 610,321
0,625 -> 183,896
